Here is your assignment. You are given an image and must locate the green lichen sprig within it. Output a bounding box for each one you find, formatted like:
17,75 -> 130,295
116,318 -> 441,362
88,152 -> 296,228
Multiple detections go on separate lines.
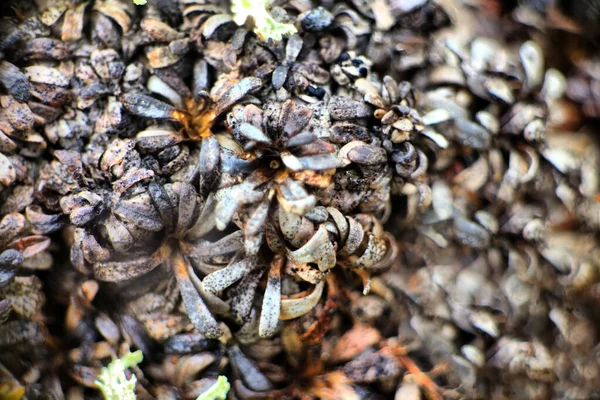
196,376 -> 231,400
95,351 -> 143,400
231,0 -> 297,42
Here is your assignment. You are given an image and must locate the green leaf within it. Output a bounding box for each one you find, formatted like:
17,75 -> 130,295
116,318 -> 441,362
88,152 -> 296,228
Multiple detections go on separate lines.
133,0 -> 147,5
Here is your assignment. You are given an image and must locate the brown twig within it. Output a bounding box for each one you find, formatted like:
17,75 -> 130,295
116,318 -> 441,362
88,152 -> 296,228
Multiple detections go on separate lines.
300,274 -> 339,344
381,344 -> 443,400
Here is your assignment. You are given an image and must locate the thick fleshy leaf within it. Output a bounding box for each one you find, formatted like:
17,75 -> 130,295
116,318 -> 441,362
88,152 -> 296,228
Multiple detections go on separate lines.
114,197 -> 164,232
186,230 -> 244,259
215,77 -> 262,116
278,206 -> 303,241
199,134 -> 220,174
0,276 -> 45,319
122,93 -> 177,119
239,123 -> 271,143
0,320 -> 45,346
231,268 -> 265,324
280,281 -> 325,320
259,257 -> 282,338
0,249 -> 22,288
227,345 -> 274,392
172,251 -> 222,339
298,154 -> 341,170
186,193 -> 218,240
345,233 -> 387,269
175,182 -> 198,238
94,245 -> 170,282
148,182 -> 176,232
202,257 -> 257,293
188,266 -> 230,315
327,207 -> 349,243
135,129 -> 182,153
287,224 -> 336,271
103,216 -> 135,253
339,216 -> 364,256
0,298 -> 11,324
276,177 -> 315,215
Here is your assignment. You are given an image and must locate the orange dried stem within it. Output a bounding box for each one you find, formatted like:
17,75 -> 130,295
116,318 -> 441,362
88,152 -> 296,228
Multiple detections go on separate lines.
191,108 -> 216,139
380,345 -> 442,400
171,110 -> 192,131
397,355 -> 442,400
274,169 -> 290,183
300,274 -> 338,343
172,250 -> 189,279
355,269 -> 372,295
428,362 -> 449,378
171,98 -> 217,141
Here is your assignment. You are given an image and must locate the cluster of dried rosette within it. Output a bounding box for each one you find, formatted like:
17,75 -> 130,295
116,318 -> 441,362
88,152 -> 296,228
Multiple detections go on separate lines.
0,0 -> 599,398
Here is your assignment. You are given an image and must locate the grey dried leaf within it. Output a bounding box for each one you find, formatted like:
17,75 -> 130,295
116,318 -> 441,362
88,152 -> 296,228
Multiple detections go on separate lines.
1,95 -> 34,132
25,205 -> 63,235
202,257 -> 257,293
163,333 -> 213,355
343,350 -> 401,384
287,224 -> 335,271
19,38 -> 68,62
0,249 -> 22,288
173,252 -> 222,339
141,17 -> 185,42
280,280 -> 325,320
0,152 -> 16,187
328,96 -> 372,120
122,93 -> 177,120
228,345 -> 274,392
215,77 -> 262,116
23,66 -> 69,87
0,320 -> 45,347
259,257 -> 282,338
454,217 -> 491,249
0,276 -> 45,320
0,61 -> 30,102
231,268 -> 264,324
347,144 -> 387,165
0,298 -> 11,324
454,118 -> 491,150
114,195 -> 164,232
94,244 -> 170,282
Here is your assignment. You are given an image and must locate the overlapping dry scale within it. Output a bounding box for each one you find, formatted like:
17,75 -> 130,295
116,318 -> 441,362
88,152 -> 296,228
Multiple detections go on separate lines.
0,0 -> 599,398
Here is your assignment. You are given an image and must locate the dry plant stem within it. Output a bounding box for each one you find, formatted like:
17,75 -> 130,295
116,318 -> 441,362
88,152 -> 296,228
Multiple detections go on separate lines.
398,355 -> 442,400
300,274 -> 339,343
382,345 -> 442,400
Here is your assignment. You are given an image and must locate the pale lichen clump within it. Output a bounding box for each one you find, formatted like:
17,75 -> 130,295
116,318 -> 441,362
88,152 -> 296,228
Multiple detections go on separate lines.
231,0 -> 298,41
196,376 -> 231,400
95,351 -> 143,400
